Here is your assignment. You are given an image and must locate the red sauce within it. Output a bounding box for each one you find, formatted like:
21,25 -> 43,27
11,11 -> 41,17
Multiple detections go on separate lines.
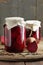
4,25 -> 26,53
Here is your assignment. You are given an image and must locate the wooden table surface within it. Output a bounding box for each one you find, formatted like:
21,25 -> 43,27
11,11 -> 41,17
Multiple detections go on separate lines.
0,61 -> 43,65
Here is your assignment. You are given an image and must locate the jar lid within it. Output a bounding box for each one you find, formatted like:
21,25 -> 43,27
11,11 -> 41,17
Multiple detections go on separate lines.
5,17 -> 24,29
25,20 -> 34,24
26,20 -> 41,27
25,20 -> 41,31
33,20 -> 41,27
5,17 -> 24,25
5,17 -> 24,21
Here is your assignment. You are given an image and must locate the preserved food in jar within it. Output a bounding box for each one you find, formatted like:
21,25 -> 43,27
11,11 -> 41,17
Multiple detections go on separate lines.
25,20 -> 41,43
4,17 -> 26,52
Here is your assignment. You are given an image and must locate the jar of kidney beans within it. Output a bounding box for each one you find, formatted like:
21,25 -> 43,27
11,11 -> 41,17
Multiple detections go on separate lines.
4,17 -> 26,52
25,20 -> 41,43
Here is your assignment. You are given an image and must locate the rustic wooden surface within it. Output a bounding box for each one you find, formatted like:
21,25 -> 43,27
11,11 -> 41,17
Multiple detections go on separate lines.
0,61 -> 43,65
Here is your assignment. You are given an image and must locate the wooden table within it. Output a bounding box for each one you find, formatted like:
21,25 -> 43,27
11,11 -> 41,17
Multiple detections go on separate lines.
0,61 -> 43,65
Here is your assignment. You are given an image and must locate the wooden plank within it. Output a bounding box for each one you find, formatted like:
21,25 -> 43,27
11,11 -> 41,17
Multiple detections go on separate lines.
39,61 -> 43,65
0,62 -> 25,65
26,61 -> 43,65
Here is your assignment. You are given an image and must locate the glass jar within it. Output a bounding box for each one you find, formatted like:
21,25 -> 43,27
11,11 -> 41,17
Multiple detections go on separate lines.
4,17 -> 26,52
25,20 -> 41,43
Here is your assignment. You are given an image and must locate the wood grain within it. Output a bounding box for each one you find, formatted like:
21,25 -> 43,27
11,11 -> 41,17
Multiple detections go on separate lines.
26,61 -> 43,65
0,62 -> 25,65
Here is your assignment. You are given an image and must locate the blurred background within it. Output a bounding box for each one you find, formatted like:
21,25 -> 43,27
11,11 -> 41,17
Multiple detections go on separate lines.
0,0 -> 43,36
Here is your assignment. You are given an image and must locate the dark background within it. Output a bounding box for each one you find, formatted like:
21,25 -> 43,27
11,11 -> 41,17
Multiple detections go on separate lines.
0,0 -> 43,36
